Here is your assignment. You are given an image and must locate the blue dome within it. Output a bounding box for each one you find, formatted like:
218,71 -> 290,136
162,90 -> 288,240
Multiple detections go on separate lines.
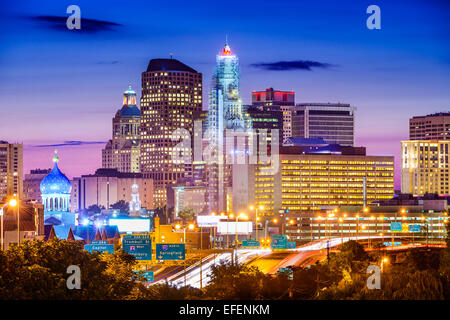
40,161 -> 72,195
119,105 -> 140,116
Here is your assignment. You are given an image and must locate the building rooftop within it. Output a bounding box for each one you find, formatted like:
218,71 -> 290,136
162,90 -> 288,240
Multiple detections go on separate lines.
82,168 -> 142,179
411,112 -> 450,119
146,58 -> 198,73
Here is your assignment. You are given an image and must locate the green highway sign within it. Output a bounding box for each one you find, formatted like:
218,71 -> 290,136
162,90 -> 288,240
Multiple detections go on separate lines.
271,234 -> 288,249
123,235 -> 152,260
288,241 -> 296,249
134,271 -> 154,282
155,243 -> 185,260
242,239 -> 260,248
84,244 -> 115,254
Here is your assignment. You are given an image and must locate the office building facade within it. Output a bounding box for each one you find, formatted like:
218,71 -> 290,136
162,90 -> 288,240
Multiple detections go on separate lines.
401,140 -> 450,196
249,145 -> 394,214
140,59 -> 202,207
409,112 -> 450,140
71,168 -> 154,212
292,103 -> 355,146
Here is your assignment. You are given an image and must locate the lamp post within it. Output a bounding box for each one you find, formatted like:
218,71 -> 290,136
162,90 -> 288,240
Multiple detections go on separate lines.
338,217 -> 344,245
249,205 -> 264,241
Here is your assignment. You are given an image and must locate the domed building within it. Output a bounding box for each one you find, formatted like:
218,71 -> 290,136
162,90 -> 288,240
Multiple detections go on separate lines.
40,151 -> 75,227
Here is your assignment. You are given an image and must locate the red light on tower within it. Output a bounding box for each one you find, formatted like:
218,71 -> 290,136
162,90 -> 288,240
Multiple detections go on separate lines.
222,44 -> 231,55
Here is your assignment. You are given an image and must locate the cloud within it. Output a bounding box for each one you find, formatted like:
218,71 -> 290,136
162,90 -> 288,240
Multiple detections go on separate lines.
250,60 -> 335,71
33,141 -> 106,147
29,15 -> 122,33
96,61 -> 120,65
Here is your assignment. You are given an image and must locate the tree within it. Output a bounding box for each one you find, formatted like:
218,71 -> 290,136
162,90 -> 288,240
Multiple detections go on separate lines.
205,262 -> 265,299
0,239 -> 142,300
178,207 -> 195,223
110,200 -> 129,214
87,204 -> 104,215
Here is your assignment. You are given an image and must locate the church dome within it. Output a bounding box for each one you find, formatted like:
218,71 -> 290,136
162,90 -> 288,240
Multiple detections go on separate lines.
40,153 -> 71,195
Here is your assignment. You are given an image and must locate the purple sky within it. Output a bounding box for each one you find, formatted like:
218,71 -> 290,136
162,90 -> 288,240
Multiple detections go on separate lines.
1,0 -> 450,190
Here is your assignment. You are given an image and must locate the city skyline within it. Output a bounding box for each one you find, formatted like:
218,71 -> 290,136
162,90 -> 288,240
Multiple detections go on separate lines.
1,0 -> 450,190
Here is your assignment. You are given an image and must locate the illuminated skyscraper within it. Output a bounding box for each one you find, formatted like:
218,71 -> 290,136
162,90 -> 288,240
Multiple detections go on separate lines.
102,86 -> 141,173
140,59 -> 202,207
401,140 -> 450,196
0,141 -> 23,201
205,42 -> 252,213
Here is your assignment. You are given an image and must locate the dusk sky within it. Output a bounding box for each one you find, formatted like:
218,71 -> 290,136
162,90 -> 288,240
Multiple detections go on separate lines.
1,0 -> 449,189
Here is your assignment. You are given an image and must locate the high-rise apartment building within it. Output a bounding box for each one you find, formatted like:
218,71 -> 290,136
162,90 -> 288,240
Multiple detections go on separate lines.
409,112 -> 450,140
249,144 -> 394,213
140,59 -> 202,207
292,103 -> 355,146
401,140 -> 450,196
102,87 -> 141,173
0,141 -> 23,201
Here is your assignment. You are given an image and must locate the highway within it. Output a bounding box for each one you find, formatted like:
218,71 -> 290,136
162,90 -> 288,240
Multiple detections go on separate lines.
150,235 -> 430,287
152,249 -> 271,288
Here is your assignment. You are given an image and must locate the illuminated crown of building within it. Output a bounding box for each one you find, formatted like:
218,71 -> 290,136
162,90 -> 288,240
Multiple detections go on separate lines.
40,150 -> 71,212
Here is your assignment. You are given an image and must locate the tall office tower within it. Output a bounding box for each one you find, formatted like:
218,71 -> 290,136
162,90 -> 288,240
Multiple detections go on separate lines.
140,59 -> 202,207
0,141 -> 23,201
102,87 -> 141,173
291,103 -> 356,146
251,88 -> 295,144
205,42 -> 252,213
409,112 -> 450,140
401,140 -> 450,196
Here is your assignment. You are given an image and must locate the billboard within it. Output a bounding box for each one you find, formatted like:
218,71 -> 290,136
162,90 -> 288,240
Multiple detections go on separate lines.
217,221 -> 253,235
196,215 -> 225,227
109,218 -> 151,233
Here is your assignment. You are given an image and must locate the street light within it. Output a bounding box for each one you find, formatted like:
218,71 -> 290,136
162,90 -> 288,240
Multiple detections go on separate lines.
338,217 -> 344,245
249,205 -> 264,241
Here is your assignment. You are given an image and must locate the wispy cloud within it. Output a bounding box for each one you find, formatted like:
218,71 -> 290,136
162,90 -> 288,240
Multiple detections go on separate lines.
96,61 -> 120,65
29,15 -> 122,33
250,60 -> 335,71
33,141 -> 106,148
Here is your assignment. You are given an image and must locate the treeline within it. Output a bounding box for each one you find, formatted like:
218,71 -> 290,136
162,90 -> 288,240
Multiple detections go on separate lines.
0,235 -> 449,299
